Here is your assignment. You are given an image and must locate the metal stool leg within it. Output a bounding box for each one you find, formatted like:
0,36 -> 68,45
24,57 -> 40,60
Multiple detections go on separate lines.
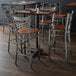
68,32 -> 72,56
65,32 -> 68,63
8,31 -> 11,53
48,29 -> 51,60
15,35 -> 18,65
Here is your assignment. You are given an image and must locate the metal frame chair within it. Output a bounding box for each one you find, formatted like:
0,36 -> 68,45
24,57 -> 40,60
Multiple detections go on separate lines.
48,11 -> 74,63
12,14 -> 40,69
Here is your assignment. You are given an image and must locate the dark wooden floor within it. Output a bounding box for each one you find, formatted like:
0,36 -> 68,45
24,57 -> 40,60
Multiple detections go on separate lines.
0,26 -> 76,76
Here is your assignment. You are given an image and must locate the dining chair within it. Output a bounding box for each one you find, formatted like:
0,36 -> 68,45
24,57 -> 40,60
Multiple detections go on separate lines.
12,14 -> 40,69
39,6 -> 56,42
48,11 -> 73,63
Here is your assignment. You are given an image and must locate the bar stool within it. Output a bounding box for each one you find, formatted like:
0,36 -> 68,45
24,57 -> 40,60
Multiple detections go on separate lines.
48,11 -> 73,63
12,14 -> 40,69
39,6 -> 56,42
2,6 -> 27,53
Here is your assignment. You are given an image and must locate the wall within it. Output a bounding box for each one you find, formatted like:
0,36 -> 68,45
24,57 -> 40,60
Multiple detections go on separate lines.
0,0 -> 20,25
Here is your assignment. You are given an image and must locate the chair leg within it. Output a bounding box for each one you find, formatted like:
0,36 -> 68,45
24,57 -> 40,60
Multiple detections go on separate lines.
8,31 -> 11,53
68,32 -> 72,56
48,29 -> 56,60
29,53 -> 32,69
37,32 -> 41,60
48,29 -> 55,60
15,49 -> 18,65
64,33 -> 68,63
42,26 -> 44,42
20,39 -> 23,54
53,39 -> 56,53
15,35 -> 18,65
52,29 -> 56,53
62,18 -> 64,25
24,41 -> 26,54
40,25 -> 44,43
48,29 -> 51,60
27,37 -> 32,69
3,25 -> 5,32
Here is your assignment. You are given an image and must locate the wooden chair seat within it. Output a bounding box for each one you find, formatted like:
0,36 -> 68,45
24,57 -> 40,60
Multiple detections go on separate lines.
9,22 -> 28,26
55,12 -> 67,18
39,20 -> 53,24
18,28 -> 39,34
54,25 -> 65,30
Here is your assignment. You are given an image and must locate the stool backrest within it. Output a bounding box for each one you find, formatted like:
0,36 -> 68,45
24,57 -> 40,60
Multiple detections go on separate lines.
65,11 -> 74,31
13,16 -> 30,30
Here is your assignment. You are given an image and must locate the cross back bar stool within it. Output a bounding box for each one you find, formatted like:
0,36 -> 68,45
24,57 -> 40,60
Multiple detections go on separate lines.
39,6 -> 56,42
12,14 -> 40,69
1,4 -> 13,32
2,6 -> 27,53
48,11 -> 73,63
1,4 -> 17,53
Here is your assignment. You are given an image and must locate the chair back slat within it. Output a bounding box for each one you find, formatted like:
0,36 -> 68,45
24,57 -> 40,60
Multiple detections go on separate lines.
13,16 -> 31,30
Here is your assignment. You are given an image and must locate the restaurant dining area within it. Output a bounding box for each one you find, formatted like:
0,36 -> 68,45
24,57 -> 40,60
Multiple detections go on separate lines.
0,0 -> 76,76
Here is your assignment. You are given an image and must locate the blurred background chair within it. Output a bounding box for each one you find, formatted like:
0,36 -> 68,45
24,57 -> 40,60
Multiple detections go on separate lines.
48,11 -> 73,63
1,4 -> 17,52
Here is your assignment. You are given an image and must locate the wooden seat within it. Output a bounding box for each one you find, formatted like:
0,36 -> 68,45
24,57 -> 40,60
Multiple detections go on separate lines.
55,12 -> 67,17
39,20 -> 53,24
54,25 -> 65,30
18,28 -> 39,34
